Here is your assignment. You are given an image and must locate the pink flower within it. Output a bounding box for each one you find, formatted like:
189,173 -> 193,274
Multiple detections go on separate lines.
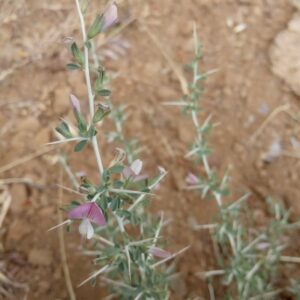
122,159 -> 147,182
185,172 -> 199,185
70,94 -> 81,112
149,246 -> 172,258
69,202 -> 106,239
102,3 -> 118,31
256,242 -> 270,250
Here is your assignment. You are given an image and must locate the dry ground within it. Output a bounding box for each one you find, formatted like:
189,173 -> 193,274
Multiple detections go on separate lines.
1,0 -> 300,299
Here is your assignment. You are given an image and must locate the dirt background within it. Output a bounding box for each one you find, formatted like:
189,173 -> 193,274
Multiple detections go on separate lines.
1,0 -> 300,299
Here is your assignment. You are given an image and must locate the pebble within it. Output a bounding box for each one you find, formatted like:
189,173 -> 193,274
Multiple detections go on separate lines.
270,13 -> 300,97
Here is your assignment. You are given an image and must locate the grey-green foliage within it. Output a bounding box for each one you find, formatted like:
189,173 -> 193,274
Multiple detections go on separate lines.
173,25 -> 300,299
54,1 -> 174,299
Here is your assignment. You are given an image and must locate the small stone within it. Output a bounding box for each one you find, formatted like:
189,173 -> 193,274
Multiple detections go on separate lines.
270,13 -> 300,97
28,249 -> 53,267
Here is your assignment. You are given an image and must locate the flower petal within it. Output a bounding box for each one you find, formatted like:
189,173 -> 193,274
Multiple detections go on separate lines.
122,166 -> 134,179
69,203 -> 92,220
149,246 -> 172,258
70,94 -> 81,112
87,203 -> 106,226
79,219 -> 94,239
102,3 -> 118,31
130,159 -> 143,175
69,202 -> 106,226
185,172 -> 199,185
132,174 -> 148,182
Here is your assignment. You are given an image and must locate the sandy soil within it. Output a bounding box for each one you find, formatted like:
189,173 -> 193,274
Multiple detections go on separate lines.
1,0 -> 300,299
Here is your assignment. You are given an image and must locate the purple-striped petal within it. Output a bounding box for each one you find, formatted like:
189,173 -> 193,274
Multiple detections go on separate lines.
87,203 -> 106,226
102,3 -> 118,31
149,246 -> 172,258
69,203 -> 91,220
70,94 -> 81,112
69,202 -> 106,226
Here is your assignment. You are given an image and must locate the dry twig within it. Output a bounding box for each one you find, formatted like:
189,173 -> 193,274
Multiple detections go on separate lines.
139,20 -> 189,95
249,104 -> 290,143
57,168 -> 76,300
0,186 -> 11,228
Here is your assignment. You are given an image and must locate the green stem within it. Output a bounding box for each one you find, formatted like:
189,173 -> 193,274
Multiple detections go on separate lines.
75,0 -> 104,177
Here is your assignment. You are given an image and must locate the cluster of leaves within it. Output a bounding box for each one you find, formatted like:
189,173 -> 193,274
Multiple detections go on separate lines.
172,26 -> 300,299
71,158 -> 171,299
211,197 -> 295,299
52,1 -> 176,299
56,93 -> 109,152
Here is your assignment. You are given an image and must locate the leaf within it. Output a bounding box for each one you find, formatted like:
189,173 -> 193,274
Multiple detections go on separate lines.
87,125 -> 97,138
94,70 -> 105,91
66,63 -> 80,70
117,210 -> 131,219
79,0 -> 89,14
96,89 -> 111,97
55,122 -> 72,138
113,180 -> 123,189
87,14 -> 103,40
71,42 -> 84,65
90,277 -> 97,287
92,105 -> 111,123
74,140 -> 88,152
110,198 -> 121,211
85,40 -> 92,49
109,164 -> 124,174
66,223 -> 71,232
74,110 -> 87,133
71,200 -> 81,207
